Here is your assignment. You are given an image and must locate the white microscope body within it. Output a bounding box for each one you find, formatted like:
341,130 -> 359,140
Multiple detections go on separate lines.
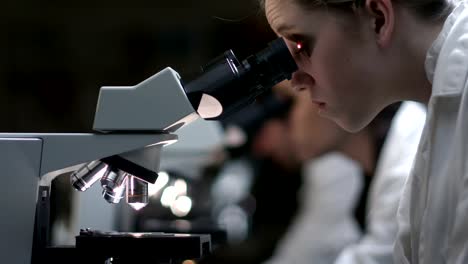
0,68 -> 196,264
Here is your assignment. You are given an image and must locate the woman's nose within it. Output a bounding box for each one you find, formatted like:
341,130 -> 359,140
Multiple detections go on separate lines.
290,71 -> 315,92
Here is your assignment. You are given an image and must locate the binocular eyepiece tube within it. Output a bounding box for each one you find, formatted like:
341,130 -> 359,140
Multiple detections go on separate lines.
184,38 -> 297,120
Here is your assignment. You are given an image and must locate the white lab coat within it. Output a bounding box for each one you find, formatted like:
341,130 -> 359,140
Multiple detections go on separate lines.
264,153 -> 364,264
264,102 -> 425,264
335,102 -> 425,264
394,1 -> 468,263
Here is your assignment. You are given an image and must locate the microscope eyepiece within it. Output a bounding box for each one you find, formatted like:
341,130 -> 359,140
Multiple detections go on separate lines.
184,38 -> 297,120
246,38 -> 298,90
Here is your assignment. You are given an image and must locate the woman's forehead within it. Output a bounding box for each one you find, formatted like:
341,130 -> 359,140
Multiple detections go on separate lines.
265,0 -> 299,34
265,0 -> 328,36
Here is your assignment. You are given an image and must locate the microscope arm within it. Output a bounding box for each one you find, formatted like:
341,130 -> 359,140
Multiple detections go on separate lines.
0,133 -> 176,186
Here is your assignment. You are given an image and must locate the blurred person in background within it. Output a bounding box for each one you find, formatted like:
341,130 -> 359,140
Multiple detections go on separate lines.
264,81 -> 426,264
203,82 -> 381,264
201,92 -> 302,264
263,84 -> 373,264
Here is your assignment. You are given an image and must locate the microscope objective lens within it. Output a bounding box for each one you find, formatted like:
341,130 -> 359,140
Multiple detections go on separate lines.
126,176 -> 149,210
71,160 -> 107,192
102,184 -> 126,204
101,166 -> 128,191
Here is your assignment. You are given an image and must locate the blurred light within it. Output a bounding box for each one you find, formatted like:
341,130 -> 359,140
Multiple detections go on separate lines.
129,202 -> 147,211
217,205 -> 248,243
148,171 -> 170,197
170,196 -> 192,217
174,233 -> 191,237
130,233 -> 145,238
182,260 -> 196,264
224,125 -> 247,147
174,179 -> 187,196
211,159 -> 254,206
160,186 -> 177,207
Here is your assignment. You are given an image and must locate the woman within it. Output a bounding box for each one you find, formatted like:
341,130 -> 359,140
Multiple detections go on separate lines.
259,0 -> 468,263
265,85 -> 424,264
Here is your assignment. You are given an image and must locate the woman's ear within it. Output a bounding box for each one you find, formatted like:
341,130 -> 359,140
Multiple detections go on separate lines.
364,0 -> 395,47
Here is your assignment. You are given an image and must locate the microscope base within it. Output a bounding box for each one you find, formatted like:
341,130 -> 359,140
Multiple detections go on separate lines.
34,229 -> 211,264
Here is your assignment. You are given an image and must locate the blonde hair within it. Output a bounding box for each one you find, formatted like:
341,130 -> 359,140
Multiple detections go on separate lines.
259,0 -> 455,21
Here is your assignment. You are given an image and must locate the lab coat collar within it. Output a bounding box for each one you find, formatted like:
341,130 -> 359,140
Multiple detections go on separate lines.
425,1 -> 467,96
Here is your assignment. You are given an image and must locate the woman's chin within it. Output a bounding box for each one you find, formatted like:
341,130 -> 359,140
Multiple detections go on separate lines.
334,116 -> 369,133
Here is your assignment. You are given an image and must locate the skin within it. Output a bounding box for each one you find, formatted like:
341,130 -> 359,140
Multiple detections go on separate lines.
280,80 -> 375,173
288,89 -> 349,161
265,0 -> 442,132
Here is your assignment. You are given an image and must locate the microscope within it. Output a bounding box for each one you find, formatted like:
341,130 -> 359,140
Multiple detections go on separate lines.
0,38 -> 296,264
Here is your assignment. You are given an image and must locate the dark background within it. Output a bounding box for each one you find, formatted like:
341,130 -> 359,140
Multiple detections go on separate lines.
0,0 -> 275,132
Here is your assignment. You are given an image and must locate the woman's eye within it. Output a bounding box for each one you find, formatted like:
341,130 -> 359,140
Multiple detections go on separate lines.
294,41 -> 303,53
294,41 -> 309,56
296,42 -> 303,51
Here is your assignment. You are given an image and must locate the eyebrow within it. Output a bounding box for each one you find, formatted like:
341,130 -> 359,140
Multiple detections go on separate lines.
276,23 -> 296,34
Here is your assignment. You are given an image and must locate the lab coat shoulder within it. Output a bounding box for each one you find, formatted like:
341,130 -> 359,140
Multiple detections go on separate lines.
395,2 -> 468,263
443,49 -> 468,263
